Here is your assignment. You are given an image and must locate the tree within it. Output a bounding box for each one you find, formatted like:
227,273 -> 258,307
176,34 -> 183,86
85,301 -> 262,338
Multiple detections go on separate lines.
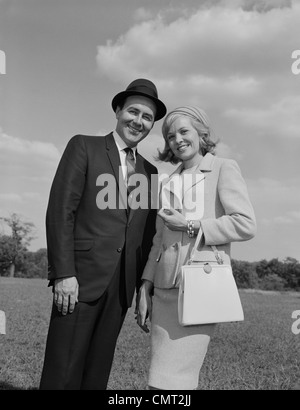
258,273 -> 287,291
282,257 -> 300,290
0,235 -> 16,275
21,248 -> 48,279
255,257 -> 300,291
256,259 -> 272,278
0,213 -> 36,277
231,259 -> 259,289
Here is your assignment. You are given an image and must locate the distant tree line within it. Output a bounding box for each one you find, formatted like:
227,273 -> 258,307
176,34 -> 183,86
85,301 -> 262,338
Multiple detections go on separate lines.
1,213 -> 300,291
231,257 -> 300,291
0,213 -> 47,279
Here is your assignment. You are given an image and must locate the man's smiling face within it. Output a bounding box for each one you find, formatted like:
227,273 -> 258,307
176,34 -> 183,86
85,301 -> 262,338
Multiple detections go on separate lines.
115,95 -> 156,148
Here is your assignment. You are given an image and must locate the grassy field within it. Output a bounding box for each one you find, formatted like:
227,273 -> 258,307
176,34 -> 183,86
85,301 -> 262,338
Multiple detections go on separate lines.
0,277 -> 299,390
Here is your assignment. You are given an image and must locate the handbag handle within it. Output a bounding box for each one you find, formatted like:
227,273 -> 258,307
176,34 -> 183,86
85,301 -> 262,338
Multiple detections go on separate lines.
189,225 -> 224,265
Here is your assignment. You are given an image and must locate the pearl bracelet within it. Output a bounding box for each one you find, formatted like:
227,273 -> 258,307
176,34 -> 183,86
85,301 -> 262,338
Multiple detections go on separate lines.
187,220 -> 195,238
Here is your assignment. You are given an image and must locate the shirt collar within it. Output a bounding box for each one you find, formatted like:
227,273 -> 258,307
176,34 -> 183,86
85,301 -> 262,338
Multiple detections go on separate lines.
112,131 -> 137,157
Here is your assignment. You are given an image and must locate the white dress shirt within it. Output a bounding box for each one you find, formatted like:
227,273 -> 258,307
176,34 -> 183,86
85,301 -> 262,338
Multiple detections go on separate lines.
112,131 -> 137,186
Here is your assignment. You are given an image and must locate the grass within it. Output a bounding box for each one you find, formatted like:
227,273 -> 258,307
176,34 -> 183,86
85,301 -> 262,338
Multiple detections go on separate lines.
0,277 -> 299,390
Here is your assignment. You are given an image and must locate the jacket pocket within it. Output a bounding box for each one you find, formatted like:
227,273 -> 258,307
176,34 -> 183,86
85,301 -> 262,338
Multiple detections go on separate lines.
74,239 -> 94,251
156,243 -> 180,278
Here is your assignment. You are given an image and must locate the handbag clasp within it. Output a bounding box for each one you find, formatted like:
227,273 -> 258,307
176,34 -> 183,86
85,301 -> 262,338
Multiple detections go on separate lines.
203,263 -> 212,274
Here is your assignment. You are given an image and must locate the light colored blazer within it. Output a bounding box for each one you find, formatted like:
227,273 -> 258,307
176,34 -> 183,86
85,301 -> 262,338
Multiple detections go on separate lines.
142,153 -> 257,288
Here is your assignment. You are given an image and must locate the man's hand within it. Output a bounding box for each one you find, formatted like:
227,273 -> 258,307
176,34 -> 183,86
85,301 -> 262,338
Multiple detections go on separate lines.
136,280 -> 153,333
54,277 -> 79,315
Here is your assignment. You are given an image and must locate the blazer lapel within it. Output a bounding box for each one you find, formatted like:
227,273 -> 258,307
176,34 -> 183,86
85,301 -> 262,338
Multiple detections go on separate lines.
160,154 -> 215,218
181,153 -> 215,195
182,171 -> 205,195
161,166 -> 183,211
182,170 -> 205,219
199,152 -> 215,172
182,153 -> 215,219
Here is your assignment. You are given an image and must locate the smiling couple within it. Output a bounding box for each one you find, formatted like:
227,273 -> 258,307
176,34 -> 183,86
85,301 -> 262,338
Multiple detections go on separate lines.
40,78 -> 256,390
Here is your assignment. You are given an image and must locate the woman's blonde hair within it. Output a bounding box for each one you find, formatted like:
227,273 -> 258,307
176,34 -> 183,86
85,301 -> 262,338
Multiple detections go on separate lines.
158,106 -> 217,164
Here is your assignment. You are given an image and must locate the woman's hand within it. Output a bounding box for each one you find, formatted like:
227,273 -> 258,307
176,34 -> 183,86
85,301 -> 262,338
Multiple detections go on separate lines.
136,280 -> 153,333
158,207 -> 188,232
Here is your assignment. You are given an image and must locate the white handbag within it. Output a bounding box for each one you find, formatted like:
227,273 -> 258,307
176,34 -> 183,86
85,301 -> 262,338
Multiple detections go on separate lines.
178,228 -> 244,326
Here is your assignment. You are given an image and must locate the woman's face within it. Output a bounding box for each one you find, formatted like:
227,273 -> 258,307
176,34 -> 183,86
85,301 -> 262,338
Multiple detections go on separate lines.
166,116 -> 202,166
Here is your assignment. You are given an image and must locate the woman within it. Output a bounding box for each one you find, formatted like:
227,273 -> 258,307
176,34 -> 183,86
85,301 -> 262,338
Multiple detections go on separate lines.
137,106 -> 256,390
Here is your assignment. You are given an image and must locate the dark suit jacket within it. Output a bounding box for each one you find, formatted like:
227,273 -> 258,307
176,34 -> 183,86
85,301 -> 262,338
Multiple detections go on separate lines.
46,133 -> 157,305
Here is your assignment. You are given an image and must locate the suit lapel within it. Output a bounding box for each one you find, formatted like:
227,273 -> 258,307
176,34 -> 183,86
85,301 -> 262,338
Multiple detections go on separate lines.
105,133 -> 127,212
127,153 -> 149,223
105,133 -> 121,182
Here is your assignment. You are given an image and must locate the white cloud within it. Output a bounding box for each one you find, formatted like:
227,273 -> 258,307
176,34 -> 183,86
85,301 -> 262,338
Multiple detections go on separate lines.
288,211 -> 300,220
0,129 -> 61,250
248,177 -> 299,198
0,129 -> 60,181
96,128 -> 111,136
0,192 -> 41,203
96,1 -> 300,143
0,129 -> 60,163
23,192 -> 41,200
215,142 -> 236,158
96,3 -> 299,82
200,0 -> 292,12
240,0 -> 292,12
223,95 -> 300,138
263,211 -> 300,226
133,7 -> 154,22
247,177 -> 300,224
0,193 -> 22,203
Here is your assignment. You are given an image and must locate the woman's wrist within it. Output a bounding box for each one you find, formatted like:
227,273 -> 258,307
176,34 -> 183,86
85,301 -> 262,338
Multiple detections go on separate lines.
142,279 -> 153,291
186,219 -> 201,237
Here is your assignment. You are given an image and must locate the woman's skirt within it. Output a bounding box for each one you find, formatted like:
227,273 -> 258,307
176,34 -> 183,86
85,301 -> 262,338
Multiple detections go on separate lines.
148,287 -> 216,390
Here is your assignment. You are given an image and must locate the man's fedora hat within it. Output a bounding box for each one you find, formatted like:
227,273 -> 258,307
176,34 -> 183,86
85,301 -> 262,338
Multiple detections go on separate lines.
111,78 -> 167,121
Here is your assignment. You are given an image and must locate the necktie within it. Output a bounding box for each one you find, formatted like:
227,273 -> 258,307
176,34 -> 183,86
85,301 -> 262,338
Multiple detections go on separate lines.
124,147 -> 136,211
124,147 -> 136,188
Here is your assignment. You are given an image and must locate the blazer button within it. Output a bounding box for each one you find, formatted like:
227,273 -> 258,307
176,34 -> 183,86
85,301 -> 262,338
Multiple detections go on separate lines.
117,247 -> 122,253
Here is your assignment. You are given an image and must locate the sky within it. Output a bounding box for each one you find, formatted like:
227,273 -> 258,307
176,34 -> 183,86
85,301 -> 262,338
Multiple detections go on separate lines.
0,0 -> 299,262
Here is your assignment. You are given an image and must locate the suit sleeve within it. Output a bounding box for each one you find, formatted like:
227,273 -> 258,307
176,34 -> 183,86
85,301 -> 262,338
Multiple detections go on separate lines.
46,135 -> 87,282
201,159 -> 257,245
136,207 -> 158,290
141,215 -> 164,283
136,166 -> 159,289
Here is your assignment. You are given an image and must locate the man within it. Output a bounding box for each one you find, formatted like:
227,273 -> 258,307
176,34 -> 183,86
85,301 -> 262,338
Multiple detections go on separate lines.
39,79 -> 167,390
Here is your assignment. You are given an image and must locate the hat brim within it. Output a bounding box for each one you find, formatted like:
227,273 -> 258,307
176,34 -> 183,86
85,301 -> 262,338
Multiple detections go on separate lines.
112,90 -> 167,122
